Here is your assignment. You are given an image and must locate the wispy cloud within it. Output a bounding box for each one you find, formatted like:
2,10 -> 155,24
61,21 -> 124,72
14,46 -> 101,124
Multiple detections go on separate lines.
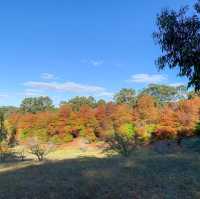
90,60 -> 104,66
128,73 -> 167,84
41,73 -> 56,80
169,83 -> 185,87
23,89 -> 44,97
0,94 -> 8,99
96,91 -> 114,97
24,92 -> 42,97
82,59 -> 104,67
24,81 -> 106,93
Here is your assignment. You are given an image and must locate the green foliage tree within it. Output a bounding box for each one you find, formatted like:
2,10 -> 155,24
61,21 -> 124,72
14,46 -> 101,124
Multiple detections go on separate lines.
140,84 -> 187,104
63,96 -> 96,111
119,123 -> 136,139
0,106 -> 18,118
96,99 -> 106,106
154,1 -> 200,91
20,96 -> 54,113
106,132 -> 138,157
114,88 -> 136,105
188,90 -> 200,99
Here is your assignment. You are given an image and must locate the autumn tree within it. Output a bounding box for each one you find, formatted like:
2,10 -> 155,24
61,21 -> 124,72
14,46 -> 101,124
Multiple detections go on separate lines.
134,95 -> 159,125
77,105 -> 98,141
95,103 -> 109,138
5,90 -> 200,146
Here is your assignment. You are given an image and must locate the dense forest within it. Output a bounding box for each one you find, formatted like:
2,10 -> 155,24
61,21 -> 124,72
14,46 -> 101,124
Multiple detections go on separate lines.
1,84 -> 200,147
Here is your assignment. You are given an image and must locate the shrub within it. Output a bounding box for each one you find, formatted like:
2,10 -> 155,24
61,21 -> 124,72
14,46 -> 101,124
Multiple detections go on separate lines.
28,139 -> 54,161
29,144 -> 47,161
153,126 -> 177,141
106,132 -> 138,157
50,135 -> 63,144
63,134 -> 73,143
137,124 -> 157,142
80,128 -> 96,142
20,130 -> 30,140
50,134 -> 73,144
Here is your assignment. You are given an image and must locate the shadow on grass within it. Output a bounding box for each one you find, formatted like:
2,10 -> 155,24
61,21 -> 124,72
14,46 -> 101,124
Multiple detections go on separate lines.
0,149 -> 200,199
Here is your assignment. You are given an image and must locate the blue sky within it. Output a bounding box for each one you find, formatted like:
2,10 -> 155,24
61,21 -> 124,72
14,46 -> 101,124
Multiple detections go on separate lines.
0,0 -> 194,106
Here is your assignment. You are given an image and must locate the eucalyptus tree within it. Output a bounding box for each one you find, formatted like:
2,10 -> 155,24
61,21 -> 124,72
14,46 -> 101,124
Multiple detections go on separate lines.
114,88 -> 136,106
154,0 -> 200,91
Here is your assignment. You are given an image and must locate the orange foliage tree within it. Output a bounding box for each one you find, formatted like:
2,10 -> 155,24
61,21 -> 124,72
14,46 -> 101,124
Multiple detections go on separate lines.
5,94 -> 200,145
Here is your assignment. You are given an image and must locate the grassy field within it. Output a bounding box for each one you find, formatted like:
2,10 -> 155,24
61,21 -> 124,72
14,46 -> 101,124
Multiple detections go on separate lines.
1,138 -> 200,199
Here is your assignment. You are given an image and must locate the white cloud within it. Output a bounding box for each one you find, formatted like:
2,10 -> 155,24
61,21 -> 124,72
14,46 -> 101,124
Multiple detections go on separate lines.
96,91 -> 114,97
0,94 -> 8,99
23,89 -> 44,97
41,73 -> 56,80
24,92 -> 42,97
169,83 -> 184,87
82,59 -> 104,67
24,81 -> 105,93
128,73 -> 167,84
90,60 -> 104,66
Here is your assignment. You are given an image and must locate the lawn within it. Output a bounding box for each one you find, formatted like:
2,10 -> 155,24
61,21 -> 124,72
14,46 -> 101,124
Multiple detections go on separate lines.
1,138 -> 200,199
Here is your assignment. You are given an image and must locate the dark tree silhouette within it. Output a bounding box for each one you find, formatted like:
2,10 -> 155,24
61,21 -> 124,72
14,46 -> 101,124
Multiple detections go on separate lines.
154,0 -> 200,91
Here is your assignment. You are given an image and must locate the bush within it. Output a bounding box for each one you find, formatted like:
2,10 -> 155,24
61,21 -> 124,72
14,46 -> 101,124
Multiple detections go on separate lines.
50,135 -> 63,144
137,124 -> 157,142
153,126 -> 177,141
80,128 -> 96,142
29,144 -> 47,161
28,139 -> 54,161
20,130 -> 30,140
63,134 -> 73,143
50,134 -> 73,144
106,132 -> 138,157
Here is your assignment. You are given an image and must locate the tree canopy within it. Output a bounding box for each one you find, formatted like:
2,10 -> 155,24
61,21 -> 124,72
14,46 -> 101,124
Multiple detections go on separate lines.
140,84 -> 187,104
154,0 -> 200,90
114,88 -> 136,105
61,96 -> 97,111
20,97 -> 54,113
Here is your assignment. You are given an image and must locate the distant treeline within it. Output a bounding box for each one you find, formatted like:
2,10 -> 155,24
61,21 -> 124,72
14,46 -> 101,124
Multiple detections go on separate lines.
1,84 -> 200,145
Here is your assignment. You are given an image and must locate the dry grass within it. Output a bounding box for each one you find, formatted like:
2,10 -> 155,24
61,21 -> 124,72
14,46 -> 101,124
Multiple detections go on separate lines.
0,138 -> 200,199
